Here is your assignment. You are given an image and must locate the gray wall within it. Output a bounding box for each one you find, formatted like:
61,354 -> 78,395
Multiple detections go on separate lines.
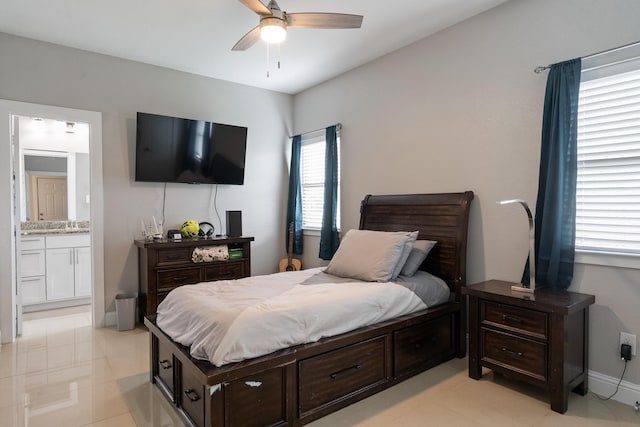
0,33 -> 293,314
293,0 -> 640,386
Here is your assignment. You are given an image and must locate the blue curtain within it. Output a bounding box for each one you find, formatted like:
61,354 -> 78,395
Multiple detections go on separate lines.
523,58 -> 581,290
286,135 -> 303,255
319,125 -> 340,260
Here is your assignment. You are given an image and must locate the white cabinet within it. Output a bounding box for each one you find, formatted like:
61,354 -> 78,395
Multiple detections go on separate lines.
46,247 -> 76,300
45,234 -> 91,302
74,246 -> 92,297
20,236 -> 46,305
20,233 -> 91,308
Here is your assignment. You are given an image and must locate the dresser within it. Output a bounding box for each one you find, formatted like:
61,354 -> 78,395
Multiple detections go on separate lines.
462,280 -> 595,413
135,236 -> 254,319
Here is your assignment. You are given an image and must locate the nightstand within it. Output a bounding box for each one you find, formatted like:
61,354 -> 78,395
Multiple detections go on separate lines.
462,280 -> 595,413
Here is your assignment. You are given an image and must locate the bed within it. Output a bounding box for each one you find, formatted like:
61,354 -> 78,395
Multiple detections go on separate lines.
144,191 -> 474,427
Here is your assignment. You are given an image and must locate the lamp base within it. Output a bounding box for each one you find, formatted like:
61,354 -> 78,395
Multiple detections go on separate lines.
511,284 -> 534,293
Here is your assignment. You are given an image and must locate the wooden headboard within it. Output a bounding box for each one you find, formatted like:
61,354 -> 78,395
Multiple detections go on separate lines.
359,191 -> 474,300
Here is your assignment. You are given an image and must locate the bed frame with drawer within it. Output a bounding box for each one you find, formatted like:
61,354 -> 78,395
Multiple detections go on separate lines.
144,191 -> 474,427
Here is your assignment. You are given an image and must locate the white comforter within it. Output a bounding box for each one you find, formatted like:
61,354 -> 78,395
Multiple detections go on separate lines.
156,268 -> 445,366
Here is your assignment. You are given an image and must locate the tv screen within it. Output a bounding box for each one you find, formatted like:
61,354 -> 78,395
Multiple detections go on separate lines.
135,112 -> 247,184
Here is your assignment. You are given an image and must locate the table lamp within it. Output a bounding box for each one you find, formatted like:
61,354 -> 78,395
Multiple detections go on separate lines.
499,199 -> 536,293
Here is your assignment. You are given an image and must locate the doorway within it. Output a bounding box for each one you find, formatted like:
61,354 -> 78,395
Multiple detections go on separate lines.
0,100 -> 105,343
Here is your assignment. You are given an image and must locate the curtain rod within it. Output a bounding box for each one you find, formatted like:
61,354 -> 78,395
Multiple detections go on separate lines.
290,123 -> 342,139
534,40 -> 640,73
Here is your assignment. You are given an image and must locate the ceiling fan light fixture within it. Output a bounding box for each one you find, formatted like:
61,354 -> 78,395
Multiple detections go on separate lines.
260,17 -> 286,44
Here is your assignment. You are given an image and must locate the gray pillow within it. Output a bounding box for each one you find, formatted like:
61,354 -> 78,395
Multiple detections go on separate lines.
391,231 -> 419,280
400,239 -> 437,277
325,229 -> 411,282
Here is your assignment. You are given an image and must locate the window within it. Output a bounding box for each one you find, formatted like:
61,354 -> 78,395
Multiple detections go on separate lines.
300,129 -> 340,230
576,45 -> 640,255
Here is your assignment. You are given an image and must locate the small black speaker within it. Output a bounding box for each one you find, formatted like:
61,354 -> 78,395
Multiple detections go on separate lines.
226,211 -> 242,237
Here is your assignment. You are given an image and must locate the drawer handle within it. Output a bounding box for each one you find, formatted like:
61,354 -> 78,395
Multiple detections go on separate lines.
502,314 -> 523,323
501,347 -> 524,358
159,359 -> 172,369
172,276 -> 189,282
330,364 -> 362,380
184,389 -> 200,402
211,270 -> 234,276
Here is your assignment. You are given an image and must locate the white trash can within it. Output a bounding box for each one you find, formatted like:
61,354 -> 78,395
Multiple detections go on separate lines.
115,293 -> 137,331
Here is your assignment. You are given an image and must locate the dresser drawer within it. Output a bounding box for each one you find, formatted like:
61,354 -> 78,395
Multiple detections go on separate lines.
157,268 -> 201,290
204,262 -> 245,281
225,365 -> 289,427
481,301 -> 547,339
481,328 -> 547,382
394,315 -> 453,378
298,336 -> 387,415
180,365 -> 205,427
157,340 -> 175,400
157,247 -> 192,265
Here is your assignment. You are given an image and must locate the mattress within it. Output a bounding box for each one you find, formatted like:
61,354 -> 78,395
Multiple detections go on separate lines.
156,267 -> 450,366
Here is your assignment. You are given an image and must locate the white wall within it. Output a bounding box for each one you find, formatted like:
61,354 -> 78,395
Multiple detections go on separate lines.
293,0 -> 640,390
0,32 -> 293,318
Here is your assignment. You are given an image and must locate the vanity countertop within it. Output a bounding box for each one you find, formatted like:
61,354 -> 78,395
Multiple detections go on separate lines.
21,228 -> 89,236
20,220 -> 90,236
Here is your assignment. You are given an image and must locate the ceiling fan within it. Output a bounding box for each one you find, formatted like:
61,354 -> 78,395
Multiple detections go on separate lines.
232,0 -> 364,50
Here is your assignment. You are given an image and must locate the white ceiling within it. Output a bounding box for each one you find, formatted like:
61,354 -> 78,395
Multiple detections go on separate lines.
0,0 -> 508,94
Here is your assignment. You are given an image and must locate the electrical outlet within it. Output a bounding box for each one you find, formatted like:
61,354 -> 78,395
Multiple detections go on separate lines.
620,332 -> 636,356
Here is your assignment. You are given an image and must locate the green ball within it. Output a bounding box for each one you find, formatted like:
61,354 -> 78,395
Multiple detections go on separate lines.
181,219 -> 199,238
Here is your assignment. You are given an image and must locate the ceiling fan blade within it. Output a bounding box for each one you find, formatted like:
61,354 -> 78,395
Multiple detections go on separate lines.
232,26 -> 261,51
285,13 -> 363,29
238,0 -> 271,16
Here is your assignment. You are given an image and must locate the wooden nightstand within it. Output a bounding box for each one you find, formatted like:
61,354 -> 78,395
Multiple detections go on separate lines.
462,280 -> 595,413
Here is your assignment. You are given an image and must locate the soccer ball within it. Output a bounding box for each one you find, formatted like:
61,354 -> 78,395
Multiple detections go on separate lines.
181,219 -> 199,238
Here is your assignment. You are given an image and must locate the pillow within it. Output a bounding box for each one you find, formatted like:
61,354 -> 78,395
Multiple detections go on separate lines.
400,239 -> 437,277
325,229 -> 411,282
394,270 -> 451,307
390,231 -> 419,280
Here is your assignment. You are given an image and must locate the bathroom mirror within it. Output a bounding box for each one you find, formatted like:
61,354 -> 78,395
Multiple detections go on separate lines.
17,116 -> 90,222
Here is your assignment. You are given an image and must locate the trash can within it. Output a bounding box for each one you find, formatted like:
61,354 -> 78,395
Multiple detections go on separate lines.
115,293 -> 137,331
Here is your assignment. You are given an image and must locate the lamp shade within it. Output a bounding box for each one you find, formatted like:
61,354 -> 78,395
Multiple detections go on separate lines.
260,17 -> 286,43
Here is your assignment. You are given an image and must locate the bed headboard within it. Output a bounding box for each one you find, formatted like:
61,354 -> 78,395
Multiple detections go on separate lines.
359,191 -> 474,300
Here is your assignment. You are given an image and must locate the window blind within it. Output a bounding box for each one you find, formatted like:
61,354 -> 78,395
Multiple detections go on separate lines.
300,129 -> 340,230
576,67 -> 640,253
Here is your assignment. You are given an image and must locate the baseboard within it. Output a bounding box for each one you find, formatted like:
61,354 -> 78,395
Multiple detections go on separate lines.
589,369 -> 640,407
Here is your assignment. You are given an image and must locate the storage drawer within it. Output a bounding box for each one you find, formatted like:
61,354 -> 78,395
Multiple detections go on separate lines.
180,365 -> 205,427
157,340 -> 175,400
204,262 -> 244,281
225,365 -> 289,427
298,336 -> 387,415
481,301 -> 547,339
21,276 -> 46,305
394,315 -> 453,378
21,236 -> 45,250
46,233 -> 90,248
157,247 -> 192,266
157,268 -> 201,290
21,250 -> 45,277
481,328 -> 547,382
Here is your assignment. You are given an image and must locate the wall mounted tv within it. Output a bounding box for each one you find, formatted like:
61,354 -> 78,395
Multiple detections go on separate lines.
135,112 -> 248,184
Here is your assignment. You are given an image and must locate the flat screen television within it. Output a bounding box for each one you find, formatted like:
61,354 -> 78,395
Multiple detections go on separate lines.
135,112 -> 247,184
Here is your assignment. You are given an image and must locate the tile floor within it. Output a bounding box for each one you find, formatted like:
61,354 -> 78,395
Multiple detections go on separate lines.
0,306 -> 637,426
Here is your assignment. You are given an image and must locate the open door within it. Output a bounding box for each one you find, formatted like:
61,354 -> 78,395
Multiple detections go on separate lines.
0,100 -> 105,344
12,115 -> 23,337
